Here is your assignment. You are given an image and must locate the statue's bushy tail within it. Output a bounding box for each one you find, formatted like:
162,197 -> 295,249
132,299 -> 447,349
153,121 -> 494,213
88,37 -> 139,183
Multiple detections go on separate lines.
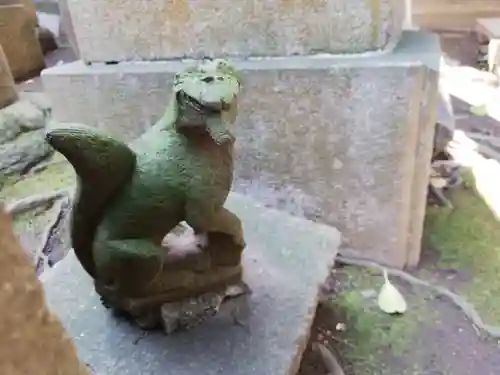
45,124 -> 136,277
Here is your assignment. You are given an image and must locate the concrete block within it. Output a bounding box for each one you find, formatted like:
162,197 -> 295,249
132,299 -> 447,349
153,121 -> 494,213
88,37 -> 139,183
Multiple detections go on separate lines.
0,4 -> 45,81
41,193 -> 341,375
42,31 -> 441,267
64,0 -> 404,62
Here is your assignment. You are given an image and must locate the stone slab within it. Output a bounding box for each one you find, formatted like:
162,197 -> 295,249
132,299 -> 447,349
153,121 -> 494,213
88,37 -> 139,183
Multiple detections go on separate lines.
42,31 -> 440,267
41,193 -> 340,375
64,0 -> 404,62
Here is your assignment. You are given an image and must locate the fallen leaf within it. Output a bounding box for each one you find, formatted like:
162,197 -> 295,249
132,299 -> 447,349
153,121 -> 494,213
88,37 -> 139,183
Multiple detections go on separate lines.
377,268 -> 407,314
470,104 -> 488,117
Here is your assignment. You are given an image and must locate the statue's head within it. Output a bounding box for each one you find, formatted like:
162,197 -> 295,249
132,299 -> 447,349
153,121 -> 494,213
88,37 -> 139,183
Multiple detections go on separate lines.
172,59 -> 241,145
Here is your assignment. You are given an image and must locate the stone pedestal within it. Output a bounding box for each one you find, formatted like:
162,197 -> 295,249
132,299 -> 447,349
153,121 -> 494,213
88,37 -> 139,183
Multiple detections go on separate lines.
0,45 -> 18,109
65,0 -> 404,62
41,193 -> 340,375
42,31 -> 440,268
0,3 -> 46,81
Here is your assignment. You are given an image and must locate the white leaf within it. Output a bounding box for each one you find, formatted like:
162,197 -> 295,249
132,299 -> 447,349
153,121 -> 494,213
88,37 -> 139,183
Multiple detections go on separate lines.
377,268 -> 407,314
470,104 -> 488,117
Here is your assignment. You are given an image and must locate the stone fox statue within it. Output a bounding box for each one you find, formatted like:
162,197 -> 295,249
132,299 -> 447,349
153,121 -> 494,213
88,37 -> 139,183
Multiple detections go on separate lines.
45,60 -> 246,327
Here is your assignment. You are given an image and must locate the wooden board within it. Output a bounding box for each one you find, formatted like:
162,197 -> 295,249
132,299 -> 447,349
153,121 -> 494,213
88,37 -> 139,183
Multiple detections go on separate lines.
413,0 -> 500,30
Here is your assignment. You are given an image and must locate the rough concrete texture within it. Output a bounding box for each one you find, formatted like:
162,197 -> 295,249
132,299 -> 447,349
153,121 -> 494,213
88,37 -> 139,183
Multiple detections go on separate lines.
0,4 -> 45,81
42,31 -> 440,267
0,94 -> 53,176
0,45 -> 18,109
41,193 -> 340,375
64,0 -> 404,62
0,206 -> 89,375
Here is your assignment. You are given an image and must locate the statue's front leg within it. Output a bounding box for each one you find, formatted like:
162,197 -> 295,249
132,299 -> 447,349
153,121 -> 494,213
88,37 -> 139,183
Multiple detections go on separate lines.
185,200 -> 245,246
185,201 -> 245,266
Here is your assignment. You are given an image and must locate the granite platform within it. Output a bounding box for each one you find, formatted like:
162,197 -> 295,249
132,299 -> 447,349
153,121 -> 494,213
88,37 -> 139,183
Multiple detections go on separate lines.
41,193 -> 341,375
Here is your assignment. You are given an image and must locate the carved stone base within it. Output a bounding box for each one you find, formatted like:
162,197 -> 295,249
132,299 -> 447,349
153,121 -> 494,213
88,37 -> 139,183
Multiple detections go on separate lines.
95,266 -> 244,330
160,281 -> 250,334
94,223 -> 246,331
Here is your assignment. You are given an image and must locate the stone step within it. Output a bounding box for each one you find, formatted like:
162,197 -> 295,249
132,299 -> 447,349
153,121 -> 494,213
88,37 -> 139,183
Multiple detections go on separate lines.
42,31 -> 441,268
41,192 -> 341,375
63,0 -> 405,62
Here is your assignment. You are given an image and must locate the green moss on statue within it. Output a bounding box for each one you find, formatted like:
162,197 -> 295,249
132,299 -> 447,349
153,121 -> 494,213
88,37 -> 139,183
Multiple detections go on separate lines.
45,60 -> 246,330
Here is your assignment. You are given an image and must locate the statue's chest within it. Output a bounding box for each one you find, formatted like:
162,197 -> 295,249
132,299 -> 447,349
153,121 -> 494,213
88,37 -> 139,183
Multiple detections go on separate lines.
136,138 -> 233,187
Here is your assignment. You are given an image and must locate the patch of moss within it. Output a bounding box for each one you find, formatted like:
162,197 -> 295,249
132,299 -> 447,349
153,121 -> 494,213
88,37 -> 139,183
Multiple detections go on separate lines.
424,171 -> 500,326
0,155 -> 75,202
327,267 -> 433,375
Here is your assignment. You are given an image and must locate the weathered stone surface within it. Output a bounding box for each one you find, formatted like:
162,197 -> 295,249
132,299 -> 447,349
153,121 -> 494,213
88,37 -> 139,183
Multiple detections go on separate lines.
434,78 -> 456,157
42,31 -> 440,267
0,96 -> 52,176
41,193 -> 340,375
0,129 -> 53,175
0,206 -> 89,375
64,0 -> 404,62
57,0 -> 79,56
0,97 -> 48,143
0,45 -> 18,109
0,3 -> 46,81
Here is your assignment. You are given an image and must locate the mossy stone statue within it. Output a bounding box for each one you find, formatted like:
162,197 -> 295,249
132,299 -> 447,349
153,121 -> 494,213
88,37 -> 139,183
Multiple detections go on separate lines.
45,59 -> 248,332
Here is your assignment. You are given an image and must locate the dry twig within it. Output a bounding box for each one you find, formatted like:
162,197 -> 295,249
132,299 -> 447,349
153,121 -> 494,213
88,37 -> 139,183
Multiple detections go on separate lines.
34,197 -> 69,271
6,190 -> 70,216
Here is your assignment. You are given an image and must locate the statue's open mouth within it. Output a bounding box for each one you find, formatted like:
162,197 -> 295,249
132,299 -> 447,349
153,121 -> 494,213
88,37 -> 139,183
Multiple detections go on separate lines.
179,90 -> 235,146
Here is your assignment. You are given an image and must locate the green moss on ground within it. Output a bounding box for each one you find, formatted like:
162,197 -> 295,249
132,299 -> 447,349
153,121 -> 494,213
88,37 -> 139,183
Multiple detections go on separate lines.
424,172 -> 500,326
0,153 -> 74,202
326,267 -> 434,375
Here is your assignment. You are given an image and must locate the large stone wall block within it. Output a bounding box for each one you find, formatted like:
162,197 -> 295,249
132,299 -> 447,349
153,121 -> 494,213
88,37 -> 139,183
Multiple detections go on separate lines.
42,31 -> 441,267
65,0 -> 405,62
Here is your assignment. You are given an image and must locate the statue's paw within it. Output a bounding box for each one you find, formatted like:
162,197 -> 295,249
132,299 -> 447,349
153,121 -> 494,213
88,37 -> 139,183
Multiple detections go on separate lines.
194,233 -> 208,249
100,296 -> 112,309
234,233 -> 246,248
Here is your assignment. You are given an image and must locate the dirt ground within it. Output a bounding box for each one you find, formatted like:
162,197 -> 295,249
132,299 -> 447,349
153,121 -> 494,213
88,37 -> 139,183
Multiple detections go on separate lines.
298,31 -> 500,375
